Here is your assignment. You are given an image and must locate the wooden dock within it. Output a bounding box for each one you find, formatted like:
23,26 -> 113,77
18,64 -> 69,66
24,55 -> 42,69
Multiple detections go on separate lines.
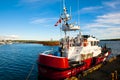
66,55 -> 120,80
81,55 -> 120,80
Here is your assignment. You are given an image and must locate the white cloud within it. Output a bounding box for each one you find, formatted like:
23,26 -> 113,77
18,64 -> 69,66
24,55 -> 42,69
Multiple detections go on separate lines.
86,12 -> 120,28
79,6 -> 103,13
19,0 -> 60,6
0,35 -> 19,40
5,35 -> 19,39
79,0 -> 120,14
81,6 -> 103,11
90,27 -> 120,39
95,13 -> 120,25
103,0 -> 120,8
83,12 -> 120,39
31,18 -> 57,24
20,0 -> 40,3
16,0 -> 60,9
9,35 -> 19,38
85,23 -> 108,28
97,13 -> 120,19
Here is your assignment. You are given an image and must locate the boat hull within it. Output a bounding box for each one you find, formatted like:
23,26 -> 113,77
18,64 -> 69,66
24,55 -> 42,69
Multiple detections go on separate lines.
38,49 -> 111,80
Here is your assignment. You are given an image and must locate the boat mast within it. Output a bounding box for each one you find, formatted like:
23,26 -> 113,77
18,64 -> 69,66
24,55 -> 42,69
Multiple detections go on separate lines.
62,0 -> 67,40
61,0 -> 80,44
63,0 -> 65,10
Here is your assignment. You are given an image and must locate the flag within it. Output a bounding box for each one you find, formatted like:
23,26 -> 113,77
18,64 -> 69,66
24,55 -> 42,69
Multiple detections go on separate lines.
54,19 -> 62,26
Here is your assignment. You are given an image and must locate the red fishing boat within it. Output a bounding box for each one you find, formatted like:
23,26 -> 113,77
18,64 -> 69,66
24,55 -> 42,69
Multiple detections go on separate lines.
37,0 -> 111,80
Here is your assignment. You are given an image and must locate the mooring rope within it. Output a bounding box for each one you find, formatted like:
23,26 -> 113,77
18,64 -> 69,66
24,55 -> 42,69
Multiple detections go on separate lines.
25,63 -> 35,80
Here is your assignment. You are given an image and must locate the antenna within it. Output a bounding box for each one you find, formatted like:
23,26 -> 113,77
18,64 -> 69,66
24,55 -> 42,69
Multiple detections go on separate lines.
63,0 -> 65,9
78,0 -> 80,25
70,6 -> 71,17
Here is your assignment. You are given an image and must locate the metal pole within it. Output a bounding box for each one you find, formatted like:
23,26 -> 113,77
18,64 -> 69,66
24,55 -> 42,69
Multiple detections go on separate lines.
111,73 -> 115,80
115,70 -> 118,80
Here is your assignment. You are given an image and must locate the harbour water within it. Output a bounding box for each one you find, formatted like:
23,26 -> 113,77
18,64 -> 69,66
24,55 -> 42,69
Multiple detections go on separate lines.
0,41 -> 120,80
0,43 -> 58,80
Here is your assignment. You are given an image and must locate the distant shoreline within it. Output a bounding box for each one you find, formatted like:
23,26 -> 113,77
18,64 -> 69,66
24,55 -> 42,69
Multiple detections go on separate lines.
5,39 -> 120,46
13,40 -> 60,46
100,39 -> 120,41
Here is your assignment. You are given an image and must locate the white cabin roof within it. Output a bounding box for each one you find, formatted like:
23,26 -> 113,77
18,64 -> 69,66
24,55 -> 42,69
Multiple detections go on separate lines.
87,37 -> 99,41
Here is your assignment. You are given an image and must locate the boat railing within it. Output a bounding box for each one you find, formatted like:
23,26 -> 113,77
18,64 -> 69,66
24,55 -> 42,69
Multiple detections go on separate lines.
42,50 -> 53,54
42,49 -> 61,56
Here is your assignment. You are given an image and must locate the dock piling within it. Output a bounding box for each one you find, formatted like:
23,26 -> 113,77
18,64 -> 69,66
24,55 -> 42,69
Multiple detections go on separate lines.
111,73 -> 115,80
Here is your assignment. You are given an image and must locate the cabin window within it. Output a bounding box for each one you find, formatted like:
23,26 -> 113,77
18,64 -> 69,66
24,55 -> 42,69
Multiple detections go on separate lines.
96,41 -> 99,45
91,41 -> 99,46
95,41 -> 98,46
91,41 -> 94,46
94,41 -> 99,46
94,41 -> 95,46
95,41 -> 97,46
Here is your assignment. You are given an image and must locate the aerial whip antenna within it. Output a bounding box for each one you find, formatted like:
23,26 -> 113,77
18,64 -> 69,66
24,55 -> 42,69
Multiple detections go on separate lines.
70,6 -> 72,18
63,0 -> 65,9
78,0 -> 80,25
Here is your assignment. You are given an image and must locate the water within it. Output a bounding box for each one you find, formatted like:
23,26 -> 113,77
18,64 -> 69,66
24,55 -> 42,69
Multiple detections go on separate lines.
0,43 -> 58,80
0,41 -> 120,80
100,41 -> 120,56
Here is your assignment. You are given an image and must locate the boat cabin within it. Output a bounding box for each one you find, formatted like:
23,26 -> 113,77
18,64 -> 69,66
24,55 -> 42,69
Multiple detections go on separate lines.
59,34 -> 101,62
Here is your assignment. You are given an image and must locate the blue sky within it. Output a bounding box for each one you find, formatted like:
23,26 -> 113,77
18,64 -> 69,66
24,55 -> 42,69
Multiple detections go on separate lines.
0,0 -> 120,40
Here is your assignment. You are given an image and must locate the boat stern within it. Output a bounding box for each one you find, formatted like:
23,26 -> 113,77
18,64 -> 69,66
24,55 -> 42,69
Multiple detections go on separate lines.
37,54 -> 70,80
